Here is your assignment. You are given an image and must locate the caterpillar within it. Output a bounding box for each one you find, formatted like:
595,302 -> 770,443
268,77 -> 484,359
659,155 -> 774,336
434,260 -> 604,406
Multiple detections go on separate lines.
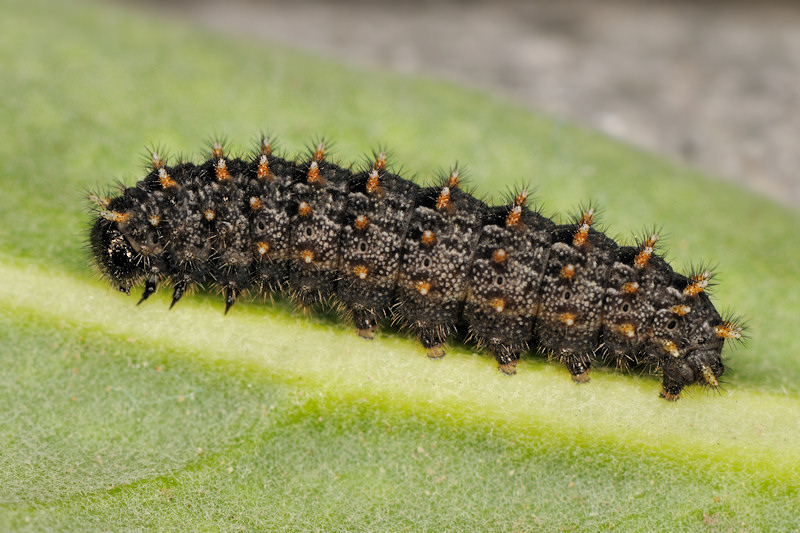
88,137 -> 743,400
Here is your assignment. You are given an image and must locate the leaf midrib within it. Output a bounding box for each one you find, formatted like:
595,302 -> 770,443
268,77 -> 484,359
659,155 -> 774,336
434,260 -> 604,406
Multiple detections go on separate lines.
3,257 -> 798,489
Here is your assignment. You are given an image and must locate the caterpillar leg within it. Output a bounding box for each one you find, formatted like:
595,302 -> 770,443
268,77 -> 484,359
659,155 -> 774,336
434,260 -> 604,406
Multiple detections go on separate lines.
563,353 -> 591,383
420,329 -> 447,359
492,344 -> 522,375
498,360 -> 518,375
137,275 -> 159,305
224,286 -> 238,314
659,380 -> 684,401
170,279 -> 188,309
659,362 -> 689,401
353,308 -> 379,340
415,329 -> 456,361
357,327 -> 376,340
425,343 -> 446,360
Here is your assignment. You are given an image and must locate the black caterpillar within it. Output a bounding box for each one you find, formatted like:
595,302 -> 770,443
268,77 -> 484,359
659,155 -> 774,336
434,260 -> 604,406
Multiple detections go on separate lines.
89,137 -> 743,400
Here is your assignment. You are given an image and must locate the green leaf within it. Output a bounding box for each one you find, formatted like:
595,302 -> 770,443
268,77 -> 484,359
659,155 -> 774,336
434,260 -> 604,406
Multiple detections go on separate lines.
1,0 -> 798,530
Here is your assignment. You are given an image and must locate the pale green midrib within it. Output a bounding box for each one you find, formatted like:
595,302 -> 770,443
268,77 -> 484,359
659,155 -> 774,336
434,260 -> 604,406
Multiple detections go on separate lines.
3,257 -> 799,486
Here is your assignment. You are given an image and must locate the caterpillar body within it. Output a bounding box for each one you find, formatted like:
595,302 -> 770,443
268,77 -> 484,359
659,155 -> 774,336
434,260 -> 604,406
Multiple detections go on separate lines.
89,137 -> 743,400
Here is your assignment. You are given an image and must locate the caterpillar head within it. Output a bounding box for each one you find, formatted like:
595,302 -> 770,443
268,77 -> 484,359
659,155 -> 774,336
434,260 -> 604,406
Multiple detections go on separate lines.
90,217 -> 141,294
658,272 -> 738,400
661,340 -> 725,401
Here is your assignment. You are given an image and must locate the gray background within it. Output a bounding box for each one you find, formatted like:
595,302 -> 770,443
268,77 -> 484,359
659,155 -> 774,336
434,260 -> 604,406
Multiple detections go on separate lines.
132,0 -> 800,209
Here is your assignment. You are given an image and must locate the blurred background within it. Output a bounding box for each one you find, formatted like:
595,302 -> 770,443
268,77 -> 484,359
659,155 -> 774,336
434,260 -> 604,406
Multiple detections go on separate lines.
126,0 -> 800,208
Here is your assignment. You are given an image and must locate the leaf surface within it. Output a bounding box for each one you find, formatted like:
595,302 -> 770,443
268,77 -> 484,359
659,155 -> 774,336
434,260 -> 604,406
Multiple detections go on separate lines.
1,0 -> 798,530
